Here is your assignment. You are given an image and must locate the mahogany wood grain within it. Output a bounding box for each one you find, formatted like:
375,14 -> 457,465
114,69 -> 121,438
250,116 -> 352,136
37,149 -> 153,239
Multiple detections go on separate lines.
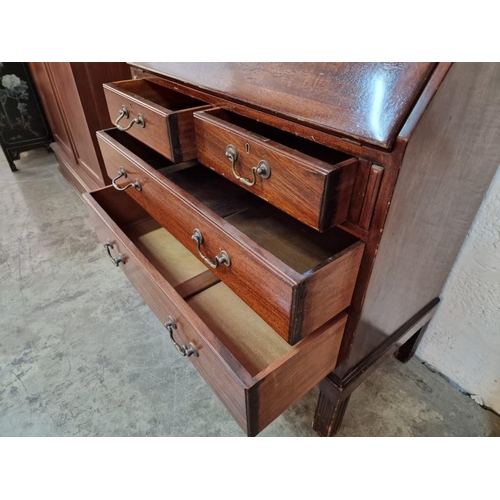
194,108 -> 358,231
302,244 -> 365,335
103,79 -> 210,162
131,63 -> 436,149
83,187 -> 346,435
96,129 -> 364,343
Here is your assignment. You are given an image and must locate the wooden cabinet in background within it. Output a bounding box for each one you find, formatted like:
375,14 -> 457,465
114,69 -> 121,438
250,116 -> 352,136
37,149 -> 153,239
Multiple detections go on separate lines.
29,63 -> 131,193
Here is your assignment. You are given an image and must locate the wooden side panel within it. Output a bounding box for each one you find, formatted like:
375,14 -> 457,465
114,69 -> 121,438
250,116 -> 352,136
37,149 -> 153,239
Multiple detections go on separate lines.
250,313 -> 347,436
346,62 -> 500,369
301,243 -> 365,341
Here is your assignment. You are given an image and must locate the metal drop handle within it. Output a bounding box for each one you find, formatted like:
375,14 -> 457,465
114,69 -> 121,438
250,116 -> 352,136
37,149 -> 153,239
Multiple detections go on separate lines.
103,240 -> 123,267
191,229 -> 231,269
165,317 -> 198,357
114,105 -> 145,131
225,144 -> 271,187
112,167 -> 142,192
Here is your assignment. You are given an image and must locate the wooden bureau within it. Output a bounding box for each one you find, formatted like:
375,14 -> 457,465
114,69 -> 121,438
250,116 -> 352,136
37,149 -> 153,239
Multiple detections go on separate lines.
42,62 -> 500,436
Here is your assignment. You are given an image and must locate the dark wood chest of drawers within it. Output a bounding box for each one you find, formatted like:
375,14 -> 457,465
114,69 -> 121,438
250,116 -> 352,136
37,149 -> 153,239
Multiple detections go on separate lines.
42,62 -> 500,436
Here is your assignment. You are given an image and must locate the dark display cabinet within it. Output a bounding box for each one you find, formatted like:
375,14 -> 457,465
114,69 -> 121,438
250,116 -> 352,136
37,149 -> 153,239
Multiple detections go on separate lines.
0,62 -> 52,171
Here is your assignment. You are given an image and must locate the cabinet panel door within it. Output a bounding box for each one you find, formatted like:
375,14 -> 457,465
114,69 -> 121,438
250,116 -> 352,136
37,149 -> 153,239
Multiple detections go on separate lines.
47,62 -> 103,184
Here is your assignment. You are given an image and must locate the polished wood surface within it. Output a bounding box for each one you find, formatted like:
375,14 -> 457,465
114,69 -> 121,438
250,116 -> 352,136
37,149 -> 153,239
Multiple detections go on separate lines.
97,129 -> 363,344
83,186 -> 346,436
103,79 -> 209,162
194,108 -> 358,231
132,62 -> 436,148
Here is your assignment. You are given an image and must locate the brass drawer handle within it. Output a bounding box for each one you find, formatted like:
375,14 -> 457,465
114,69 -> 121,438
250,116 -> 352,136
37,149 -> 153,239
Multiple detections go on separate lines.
165,316 -> 198,357
103,240 -> 124,267
112,167 -> 142,192
114,105 -> 145,132
191,229 -> 231,269
225,144 -> 271,187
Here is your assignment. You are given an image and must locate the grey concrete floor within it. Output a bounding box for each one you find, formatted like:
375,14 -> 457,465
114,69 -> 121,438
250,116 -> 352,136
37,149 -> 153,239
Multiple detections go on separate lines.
1,150 -> 499,437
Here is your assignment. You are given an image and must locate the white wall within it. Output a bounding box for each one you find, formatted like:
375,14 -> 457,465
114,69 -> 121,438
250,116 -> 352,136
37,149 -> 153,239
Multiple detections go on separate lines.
417,166 -> 500,413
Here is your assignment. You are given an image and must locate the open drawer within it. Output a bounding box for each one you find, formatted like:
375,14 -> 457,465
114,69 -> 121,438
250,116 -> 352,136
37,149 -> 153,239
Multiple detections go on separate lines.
97,129 -> 365,344
83,186 -> 346,436
103,78 -> 211,162
194,108 -> 359,231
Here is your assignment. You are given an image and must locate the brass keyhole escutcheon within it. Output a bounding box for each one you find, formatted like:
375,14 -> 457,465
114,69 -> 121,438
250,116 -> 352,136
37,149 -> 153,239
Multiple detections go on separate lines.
245,143 -> 250,154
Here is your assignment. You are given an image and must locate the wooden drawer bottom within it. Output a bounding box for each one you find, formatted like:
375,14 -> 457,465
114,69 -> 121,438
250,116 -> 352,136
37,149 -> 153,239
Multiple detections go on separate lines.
83,186 -> 346,435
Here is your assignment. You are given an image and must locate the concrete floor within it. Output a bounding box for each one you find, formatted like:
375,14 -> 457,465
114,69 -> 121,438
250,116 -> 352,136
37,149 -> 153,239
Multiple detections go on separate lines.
1,150 -> 499,437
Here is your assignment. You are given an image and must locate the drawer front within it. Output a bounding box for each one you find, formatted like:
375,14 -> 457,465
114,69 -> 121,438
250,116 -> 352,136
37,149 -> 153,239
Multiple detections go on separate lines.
103,80 -> 210,163
83,186 -> 347,436
194,109 -> 358,231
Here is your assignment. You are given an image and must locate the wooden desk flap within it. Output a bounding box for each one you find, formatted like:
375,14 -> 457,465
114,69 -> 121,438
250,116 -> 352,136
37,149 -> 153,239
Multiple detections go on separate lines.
129,62 -> 436,149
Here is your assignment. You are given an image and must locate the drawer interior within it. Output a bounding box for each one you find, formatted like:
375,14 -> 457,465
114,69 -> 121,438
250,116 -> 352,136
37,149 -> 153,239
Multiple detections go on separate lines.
188,283 -> 291,375
199,108 -> 353,166
91,188 -> 291,377
110,79 -> 207,112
